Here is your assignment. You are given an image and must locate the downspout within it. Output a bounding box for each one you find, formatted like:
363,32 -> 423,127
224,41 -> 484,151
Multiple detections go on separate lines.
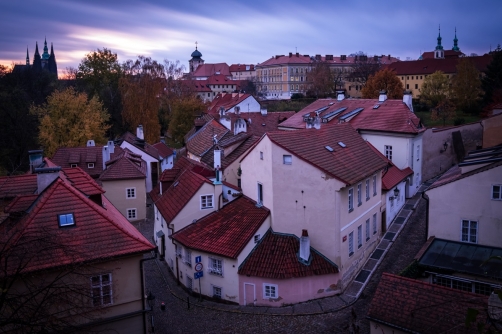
167,224 -> 180,286
421,191 -> 429,241
140,250 -> 157,334
218,192 -> 223,211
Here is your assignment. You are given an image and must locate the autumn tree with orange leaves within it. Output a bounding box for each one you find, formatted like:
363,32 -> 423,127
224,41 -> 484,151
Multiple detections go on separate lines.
361,68 -> 403,99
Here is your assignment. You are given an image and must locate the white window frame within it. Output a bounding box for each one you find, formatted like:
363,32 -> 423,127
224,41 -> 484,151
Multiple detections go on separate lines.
127,208 -> 137,220
208,257 -> 223,276
366,219 -> 370,241
365,179 -> 370,201
175,244 -> 182,258
416,145 -> 420,161
492,185 -> 502,200
126,187 -> 136,199
200,195 -> 214,209
184,249 -> 192,267
70,163 -> 77,168
257,182 -> 263,205
88,163 -> 95,169
212,285 -> 222,299
263,283 -> 278,299
373,175 -> 377,196
58,213 -> 75,227
348,231 -> 354,256
373,213 -> 377,235
461,220 -> 478,244
385,145 -> 392,161
357,225 -> 362,248
91,273 -> 113,307
357,183 -> 362,206
348,188 -> 354,212
283,155 -> 292,165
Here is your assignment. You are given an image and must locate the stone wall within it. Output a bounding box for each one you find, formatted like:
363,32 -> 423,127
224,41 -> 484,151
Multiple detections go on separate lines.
482,113 -> 502,148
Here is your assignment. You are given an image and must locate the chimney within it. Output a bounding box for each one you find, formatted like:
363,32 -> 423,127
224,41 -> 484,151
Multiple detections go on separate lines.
35,167 -> 61,194
28,150 -> 44,173
379,90 -> 388,102
102,145 -> 110,170
87,140 -> 95,147
213,149 -> 223,207
296,52 -> 299,57
313,116 -> 321,130
388,54 -> 391,60
136,125 -> 144,140
299,229 -> 310,262
289,52 -> 292,57
403,90 -> 414,112
336,91 -> 345,101
108,141 -> 115,154
260,107 -> 268,116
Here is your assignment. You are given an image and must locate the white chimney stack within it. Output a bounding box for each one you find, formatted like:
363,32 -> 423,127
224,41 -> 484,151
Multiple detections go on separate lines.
336,91 -> 345,101
136,125 -> 144,140
403,90 -> 414,112
299,229 -> 310,262
313,116 -> 321,130
108,141 -> 115,154
102,146 -> 110,170
87,140 -> 95,147
378,90 -> 388,102
260,107 -> 268,116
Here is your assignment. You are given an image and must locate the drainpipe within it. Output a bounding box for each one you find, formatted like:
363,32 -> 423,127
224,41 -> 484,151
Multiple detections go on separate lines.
140,250 -> 157,334
421,192 -> 429,241
167,224 -> 180,286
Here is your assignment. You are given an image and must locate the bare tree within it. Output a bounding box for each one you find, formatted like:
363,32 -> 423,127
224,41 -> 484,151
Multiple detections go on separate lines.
306,59 -> 335,98
347,52 -> 382,88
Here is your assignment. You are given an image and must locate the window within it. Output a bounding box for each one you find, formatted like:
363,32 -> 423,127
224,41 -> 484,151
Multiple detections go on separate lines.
209,257 -> 223,276
186,276 -> 193,291
492,185 -> 502,200
127,209 -> 137,220
357,183 -> 362,206
257,183 -> 263,205
283,155 -> 292,165
58,213 -> 75,227
373,213 -> 377,235
348,232 -> 354,256
91,273 -> 112,306
263,283 -> 278,299
415,84 -> 418,89
357,225 -> 362,248
406,84 -> 409,89
260,151 -> 263,160
461,220 -> 478,243
70,164 -> 77,168
212,285 -> 222,299
175,244 -> 182,258
348,188 -> 354,212
416,145 -> 420,161
254,234 -> 260,243
385,145 -> 392,160
366,219 -> 370,241
201,195 -> 213,209
184,249 -> 192,267
373,175 -> 377,196
126,187 -> 136,199
365,179 -> 370,201
88,163 -> 94,169
237,179 -> 241,188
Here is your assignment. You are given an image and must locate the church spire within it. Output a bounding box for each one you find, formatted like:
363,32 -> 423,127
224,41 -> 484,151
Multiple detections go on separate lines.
42,37 -> 50,60
435,25 -> 443,51
452,27 -> 460,52
33,42 -> 42,71
26,47 -> 29,65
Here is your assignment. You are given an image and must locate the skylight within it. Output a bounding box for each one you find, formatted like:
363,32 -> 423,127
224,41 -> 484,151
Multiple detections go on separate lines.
173,181 -> 179,187
313,106 -> 329,115
339,108 -> 364,121
321,107 -> 347,123
338,142 -> 346,148
325,146 -> 334,152
373,104 -> 380,109
58,213 -> 75,227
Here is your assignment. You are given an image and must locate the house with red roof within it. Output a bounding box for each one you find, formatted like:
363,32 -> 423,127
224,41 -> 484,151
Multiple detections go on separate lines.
0,167 -> 155,333
206,92 -> 261,114
417,145 -> 502,294
229,64 -> 255,81
152,141 -> 175,171
278,92 -> 425,198
240,123 -> 388,290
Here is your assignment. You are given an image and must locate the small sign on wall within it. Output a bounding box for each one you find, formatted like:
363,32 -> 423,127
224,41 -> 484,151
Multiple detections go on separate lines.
343,235 -> 347,242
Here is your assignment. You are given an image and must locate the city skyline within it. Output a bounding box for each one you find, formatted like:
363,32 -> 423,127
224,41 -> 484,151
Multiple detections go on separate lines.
1,0 -> 501,75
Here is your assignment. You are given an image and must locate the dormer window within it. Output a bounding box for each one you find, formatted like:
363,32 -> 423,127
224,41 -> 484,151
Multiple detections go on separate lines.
58,213 -> 75,227
88,163 -> 95,169
70,164 -> 77,168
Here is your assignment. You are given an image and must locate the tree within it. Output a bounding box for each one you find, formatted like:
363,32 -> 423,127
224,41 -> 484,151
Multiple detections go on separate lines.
420,71 -> 450,109
482,45 -> 502,112
168,95 -> 206,145
30,87 -> 110,157
347,52 -> 382,87
76,48 -> 124,137
431,98 -> 456,127
451,58 -> 483,114
361,68 -> 403,99
306,60 -> 335,98
120,56 -> 164,143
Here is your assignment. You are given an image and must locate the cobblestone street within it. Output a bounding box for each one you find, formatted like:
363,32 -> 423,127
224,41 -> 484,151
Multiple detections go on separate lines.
133,196 -> 427,334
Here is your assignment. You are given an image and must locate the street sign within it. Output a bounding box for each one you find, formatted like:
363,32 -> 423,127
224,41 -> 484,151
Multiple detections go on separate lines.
195,256 -> 202,263
194,271 -> 203,279
195,262 -> 203,272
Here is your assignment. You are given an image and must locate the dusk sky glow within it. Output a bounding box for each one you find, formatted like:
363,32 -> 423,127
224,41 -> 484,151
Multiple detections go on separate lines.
1,0 -> 501,75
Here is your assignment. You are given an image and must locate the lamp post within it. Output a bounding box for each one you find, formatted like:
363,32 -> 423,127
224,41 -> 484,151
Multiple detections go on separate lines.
147,292 -> 155,332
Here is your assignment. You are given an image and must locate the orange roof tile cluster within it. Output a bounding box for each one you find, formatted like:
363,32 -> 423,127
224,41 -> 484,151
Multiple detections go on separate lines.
279,98 -> 424,135
51,146 -> 123,178
186,119 -> 229,157
61,167 -> 104,196
120,132 -> 160,160
192,63 -> 231,78
152,142 -> 174,159
258,54 -> 398,67
206,92 -> 255,114
222,112 -> 295,137
0,174 -> 37,198
99,149 -> 146,181
421,50 -> 463,59
201,135 -> 259,170
4,194 -> 38,214
238,229 -> 339,279
265,123 -> 388,186
368,273 -> 489,333
172,196 -> 269,258
229,64 -> 255,72
386,54 -> 492,75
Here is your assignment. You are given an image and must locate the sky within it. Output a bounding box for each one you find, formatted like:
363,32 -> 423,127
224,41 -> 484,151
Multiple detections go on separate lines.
1,0 -> 501,76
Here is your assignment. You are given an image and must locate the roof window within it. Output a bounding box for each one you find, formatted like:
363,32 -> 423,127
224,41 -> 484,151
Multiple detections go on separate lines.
338,142 -> 346,148
325,146 -> 334,152
58,213 -> 75,227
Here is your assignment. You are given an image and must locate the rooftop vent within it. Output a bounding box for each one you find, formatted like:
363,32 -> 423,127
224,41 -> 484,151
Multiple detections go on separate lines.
373,104 -> 380,109
325,146 -> 334,152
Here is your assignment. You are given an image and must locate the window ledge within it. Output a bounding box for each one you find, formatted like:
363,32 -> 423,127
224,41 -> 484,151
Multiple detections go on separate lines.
366,237 -> 370,241
348,208 -> 354,213
358,245 -> 362,249
358,202 -> 362,207
349,252 -> 354,257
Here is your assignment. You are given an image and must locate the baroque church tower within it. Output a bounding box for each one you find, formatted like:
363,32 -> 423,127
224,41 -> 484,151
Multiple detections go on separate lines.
189,42 -> 204,73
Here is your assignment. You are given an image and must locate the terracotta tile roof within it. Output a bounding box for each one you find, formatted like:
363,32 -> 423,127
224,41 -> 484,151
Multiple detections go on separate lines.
152,142 -> 174,159
160,168 -> 180,182
229,64 -> 255,72
421,50 -> 463,59
279,98 -> 424,135
186,119 -> 230,157
206,93 -> 255,114
206,74 -> 235,85
182,79 -> 212,92
51,146 -> 118,178
217,111 -> 296,137
184,114 -> 216,143
99,149 -> 146,181
4,195 -> 38,214
367,142 -> 413,190
192,63 -> 231,77
1,174 -> 154,275
201,135 -> 259,170
152,169 -> 212,223
386,54 -> 492,75
120,132 -> 160,160
0,174 -> 37,198
238,229 -> 339,279
172,196 -> 269,258
266,123 -> 388,185
258,54 -> 399,67
367,273 -> 489,333
258,54 -> 312,66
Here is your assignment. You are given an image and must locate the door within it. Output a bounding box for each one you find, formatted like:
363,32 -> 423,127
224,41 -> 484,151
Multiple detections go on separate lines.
381,211 -> 387,234
160,235 -> 166,259
244,283 -> 255,306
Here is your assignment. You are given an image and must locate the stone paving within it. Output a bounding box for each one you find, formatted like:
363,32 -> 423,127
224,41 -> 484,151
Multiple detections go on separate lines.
133,181 -> 433,333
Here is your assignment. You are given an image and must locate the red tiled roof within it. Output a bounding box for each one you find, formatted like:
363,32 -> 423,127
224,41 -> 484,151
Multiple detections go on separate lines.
4,195 -> 38,214
201,135 -> 259,170
258,54 -> 399,67
182,79 -> 212,92
0,174 -> 37,198
152,142 -> 174,159
258,54 -> 312,66
229,64 -> 255,72
223,112 -> 296,137
172,196 -> 269,258
186,119 -> 229,157
421,50 -> 464,59
99,149 -> 146,181
266,123 -> 388,185
386,54 -> 492,75
238,229 -> 339,279
120,132 -> 160,160
1,175 -> 154,275
279,98 -> 424,135
61,167 -> 104,196
51,146 -> 122,178
207,92 -> 255,114
152,169 -> 212,223
192,63 -> 230,77
367,273 -> 488,333
206,74 -> 235,85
